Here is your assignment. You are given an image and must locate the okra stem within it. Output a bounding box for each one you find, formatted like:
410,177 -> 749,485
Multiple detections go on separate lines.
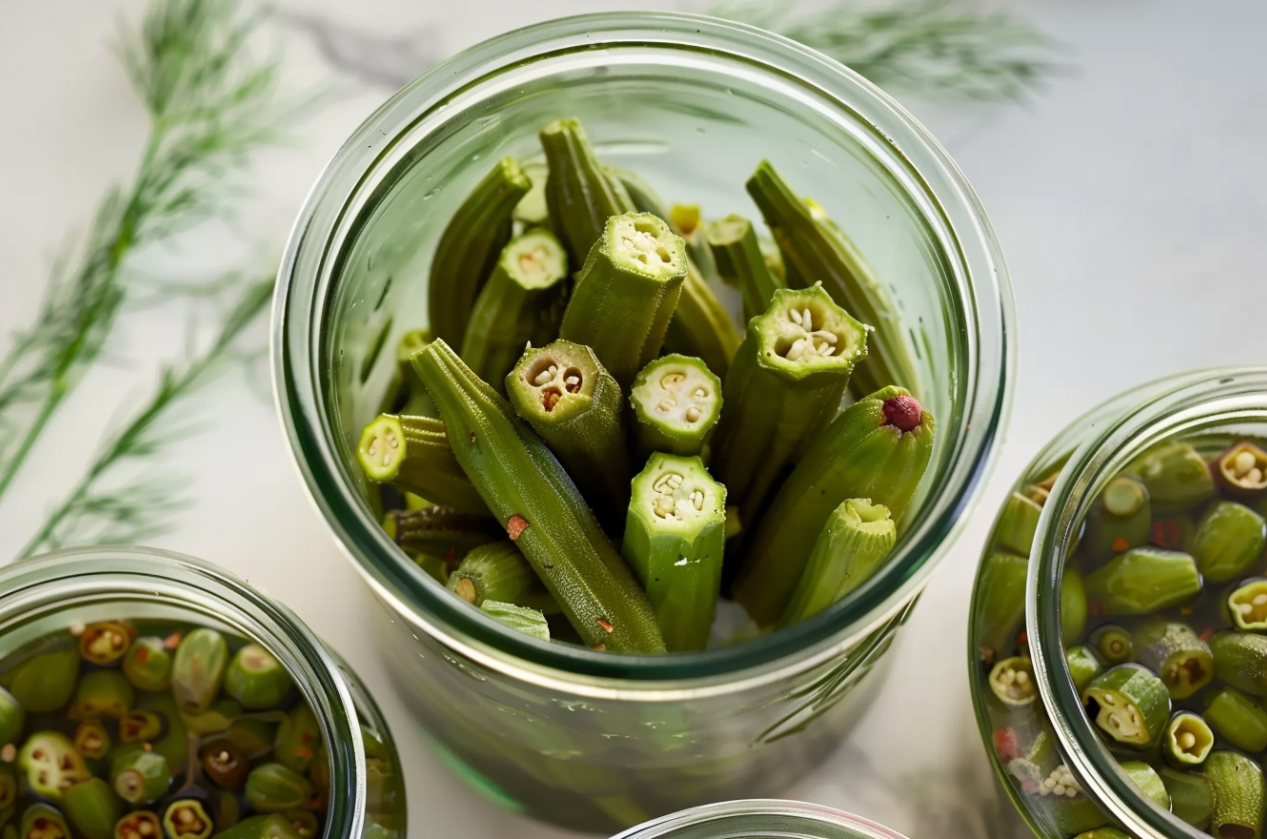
355,414 -> 487,514
706,214 -> 786,322
629,355 -> 723,461
539,119 -> 634,264
745,160 -> 917,397
413,340 -> 665,653
427,157 -> 531,347
446,542 -> 560,615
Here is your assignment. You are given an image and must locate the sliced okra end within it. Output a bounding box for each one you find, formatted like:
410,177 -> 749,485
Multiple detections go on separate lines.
497,229 -> 568,291
1215,440 -> 1267,497
78,622 -> 135,666
507,340 -> 604,423
754,285 -> 868,382
630,355 -> 723,444
1165,711 -> 1214,765
629,453 -> 727,536
987,656 -> 1037,707
602,213 -> 687,280
1231,580 -> 1267,631
355,415 -> 408,484
1082,664 -> 1171,748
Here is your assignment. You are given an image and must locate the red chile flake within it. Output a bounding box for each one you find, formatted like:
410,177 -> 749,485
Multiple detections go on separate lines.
507,515 -> 530,541
1152,519 -> 1183,550
993,727 -> 1021,762
597,618 -> 614,634
882,395 -> 923,432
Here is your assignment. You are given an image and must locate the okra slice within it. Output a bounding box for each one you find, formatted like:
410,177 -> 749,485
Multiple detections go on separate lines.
1164,711 -> 1215,766
734,386 -> 934,627
988,656 -> 1038,707
427,157 -> 531,346
662,264 -> 742,378
122,637 -> 172,693
479,601 -> 551,642
1213,631 -> 1267,696
63,778 -> 121,839
1207,751 -> 1265,839
1121,760 -> 1171,811
111,749 -> 171,805
1081,474 -> 1151,559
1231,580 -> 1267,631
779,499 -> 897,627
245,764 -> 313,813
629,355 -> 723,461
1128,440 -> 1216,509
994,491 -> 1043,557
506,340 -> 632,521
1132,621 -> 1214,699
975,551 -> 1028,661
162,800 -> 214,839
1082,664 -> 1170,748
1161,766 -> 1213,830
1215,441 -> 1267,499
1082,547 -> 1201,615
274,704 -> 320,775
170,628 -> 228,715
18,732 -> 90,801
1091,625 -> 1134,665
19,805 -> 69,839
1205,688 -> 1267,753
68,670 -> 133,720
1193,500 -> 1267,583
382,505 -> 501,561
539,119 -> 634,264
78,622 -> 134,666
746,160 -> 916,397
201,741 -> 249,791
6,649 -> 78,714
414,340 -> 665,653
447,542 -> 560,615
0,688 -> 22,748
558,213 -> 688,387
223,645 -> 292,710
1066,645 -> 1104,694
73,720 -> 111,760
459,229 -> 569,386
622,454 -> 727,652
712,285 -> 870,529
115,811 -> 163,839
356,414 -> 486,514
707,214 -> 786,322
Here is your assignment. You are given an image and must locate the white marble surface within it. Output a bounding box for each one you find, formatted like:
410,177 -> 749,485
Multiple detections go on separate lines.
1,1 -> 1266,836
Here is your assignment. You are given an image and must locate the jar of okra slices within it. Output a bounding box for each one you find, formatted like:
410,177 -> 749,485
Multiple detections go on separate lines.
0,548 -> 405,839
608,800 -> 911,839
275,11 -> 1012,833
970,368 -> 1267,839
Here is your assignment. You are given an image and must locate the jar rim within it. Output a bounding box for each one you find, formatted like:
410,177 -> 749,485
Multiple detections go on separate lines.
1026,366 -> 1267,839
608,799 -> 910,839
0,546 -> 367,839
273,11 -> 1014,693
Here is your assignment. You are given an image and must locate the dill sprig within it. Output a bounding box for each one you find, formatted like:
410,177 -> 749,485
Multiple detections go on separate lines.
711,0 -> 1060,101
19,276 -> 274,558
0,0 -> 283,504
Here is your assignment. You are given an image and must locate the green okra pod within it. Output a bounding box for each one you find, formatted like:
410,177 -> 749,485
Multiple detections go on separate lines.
19,732 -> 89,801
706,214 -> 786,322
745,160 -> 916,397
446,542 -> 560,615
1062,569 -> 1088,645
68,670 -> 133,720
975,551 -> 1028,660
513,161 -> 549,228
629,355 -> 723,461
608,168 -> 670,224
1231,580 -> 1267,631
208,815 -> 300,839
479,602 -> 551,641
1066,645 -> 1104,693
779,499 -> 897,627
1215,441 -> 1267,499
385,330 -> 436,418
1161,766 -> 1213,830
356,414 -> 487,514
223,645 -> 292,710
994,491 -> 1043,557
122,637 -> 173,693
1082,547 -> 1202,615
662,264 -> 742,379
1164,711 -> 1214,766
1212,631 -> 1267,696
427,157 -> 531,346
171,628 -> 228,714
73,720 -> 111,760
539,119 -> 634,264
1207,751 -> 1265,839
1082,664 -> 1171,748
1081,474 -> 1152,559
712,285 -> 870,528
1128,440 -> 1217,509
163,800 -> 214,839
136,693 -> 187,771
382,506 -> 500,561
0,688 -> 22,748
988,656 -> 1037,707
244,764 -> 313,813
558,213 -> 689,387
1091,625 -> 1134,665
734,386 -> 935,627
1131,621 -> 1214,699
1205,688 -> 1267,753
116,811 -> 163,839
506,340 -> 632,520
20,805 -> 69,839
62,779 -> 121,839
1193,500 -> 1267,583
1121,761 -> 1170,811
622,454 -> 727,652
459,229 -> 569,386
414,340 -> 665,652
6,649 -> 78,714
110,749 -> 171,805
274,704 -> 320,775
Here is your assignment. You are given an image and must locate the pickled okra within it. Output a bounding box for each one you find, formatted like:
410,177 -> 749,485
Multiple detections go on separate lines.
706,214 -> 786,322
558,212 -> 689,387
623,454 -> 727,652
1192,501 -> 1266,582
447,542 -> 560,615
1207,751 -> 1265,839
1164,711 -> 1214,766
413,340 -> 665,653
1082,547 -> 1201,615
1131,621 -> 1214,699
1082,665 -> 1170,748
1204,688 -> 1267,753
355,414 -> 486,513
712,285 -> 870,528
382,506 -> 501,561
663,264 -> 742,378
1081,474 -> 1151,559
539,119 -> 635,264
629,355 -> 723,461
1215,441 -> 1267,498
427,157 -> 531,346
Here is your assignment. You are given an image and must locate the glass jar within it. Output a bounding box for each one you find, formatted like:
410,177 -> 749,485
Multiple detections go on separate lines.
969,367 -> 1267,839
0,547 -> 406,839
610,800 -> 911,839
274,11 -> 1013,833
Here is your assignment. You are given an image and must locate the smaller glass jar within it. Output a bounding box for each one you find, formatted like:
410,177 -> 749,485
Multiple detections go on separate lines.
610,800 -> 911,839
0,547 -> 406,839
969,367 -> 1267,839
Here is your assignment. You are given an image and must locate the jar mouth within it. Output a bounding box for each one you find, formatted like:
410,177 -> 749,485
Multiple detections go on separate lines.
274,11 -> 1013,691
1027,367 -> 1267,839
608,799 -> 910,839
0,547 -> 366,839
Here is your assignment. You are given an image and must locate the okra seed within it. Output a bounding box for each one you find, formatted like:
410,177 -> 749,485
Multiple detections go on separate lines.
690,490 -> 705,510
802,308 -> 813,329
789,309 -> 803,326
1178,731 -> 1197,749
657,398 -> 675,412
692,387 -> 707,398
661,373 -> 686,388
1235,451 -> 1257,474
685,407 -> 701,423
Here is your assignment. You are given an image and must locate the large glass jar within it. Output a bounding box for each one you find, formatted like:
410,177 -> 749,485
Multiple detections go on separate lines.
610,800 -> 911,839
0,547 -> 406,839
969,368 -> 1267,838
274,11 -> 1013,833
